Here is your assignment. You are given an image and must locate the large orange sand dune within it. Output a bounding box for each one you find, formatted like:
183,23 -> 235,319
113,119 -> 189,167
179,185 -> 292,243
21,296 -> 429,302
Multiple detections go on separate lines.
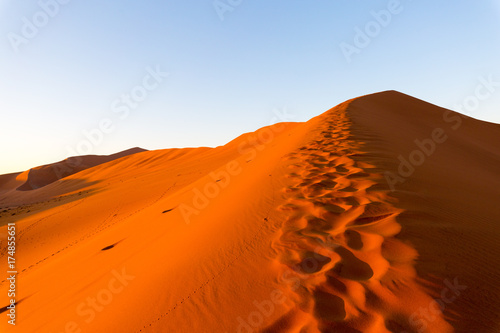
0,91 -> 499,332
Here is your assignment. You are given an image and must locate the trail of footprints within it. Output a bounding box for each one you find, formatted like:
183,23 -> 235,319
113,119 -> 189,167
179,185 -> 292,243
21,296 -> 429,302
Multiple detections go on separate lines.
269,110 -> 414,332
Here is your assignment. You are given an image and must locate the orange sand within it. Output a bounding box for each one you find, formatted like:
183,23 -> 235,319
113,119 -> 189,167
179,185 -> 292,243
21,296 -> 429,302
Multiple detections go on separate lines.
0,91 -> 498,332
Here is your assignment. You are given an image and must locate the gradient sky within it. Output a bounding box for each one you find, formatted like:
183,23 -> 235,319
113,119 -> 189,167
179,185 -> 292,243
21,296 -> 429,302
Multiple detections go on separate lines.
1,0 -> 499,174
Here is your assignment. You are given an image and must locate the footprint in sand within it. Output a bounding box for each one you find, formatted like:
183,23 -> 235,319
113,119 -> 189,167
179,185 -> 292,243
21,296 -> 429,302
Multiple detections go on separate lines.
268,107 -> 437,332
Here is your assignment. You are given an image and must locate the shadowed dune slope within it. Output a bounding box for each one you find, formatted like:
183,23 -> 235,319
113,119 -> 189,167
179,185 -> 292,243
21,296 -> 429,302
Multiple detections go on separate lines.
0,91 -> 498,333
0,147 -> 148,208
15,147 -> 147,192
346,91 -> 500,332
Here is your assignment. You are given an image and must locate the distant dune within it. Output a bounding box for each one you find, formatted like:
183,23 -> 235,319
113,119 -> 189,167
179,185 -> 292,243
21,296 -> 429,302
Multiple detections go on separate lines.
0,91 -> 498,332
17,147 -> 147,191
0,147 -> 147,207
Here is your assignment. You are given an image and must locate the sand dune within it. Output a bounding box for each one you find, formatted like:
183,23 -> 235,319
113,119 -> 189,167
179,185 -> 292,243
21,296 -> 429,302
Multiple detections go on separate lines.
16,147 -> 147,191
0,147 -> 147,208
0,91 -> 498,332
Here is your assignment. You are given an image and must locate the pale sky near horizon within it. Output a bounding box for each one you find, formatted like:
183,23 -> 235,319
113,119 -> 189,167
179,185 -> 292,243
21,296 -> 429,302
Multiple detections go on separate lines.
1,0 -> 499,174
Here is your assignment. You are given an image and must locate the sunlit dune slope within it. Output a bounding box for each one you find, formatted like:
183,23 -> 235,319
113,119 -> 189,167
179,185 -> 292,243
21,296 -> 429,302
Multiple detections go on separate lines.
0,91 -> 498,333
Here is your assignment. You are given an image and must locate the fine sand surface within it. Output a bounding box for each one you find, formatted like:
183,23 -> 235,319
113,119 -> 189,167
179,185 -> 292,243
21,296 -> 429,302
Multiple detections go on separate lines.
0,91 -> 498,332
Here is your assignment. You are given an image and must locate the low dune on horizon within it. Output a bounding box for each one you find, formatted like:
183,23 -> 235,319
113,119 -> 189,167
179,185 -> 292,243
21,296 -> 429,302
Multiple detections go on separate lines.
0,91 -> 499,332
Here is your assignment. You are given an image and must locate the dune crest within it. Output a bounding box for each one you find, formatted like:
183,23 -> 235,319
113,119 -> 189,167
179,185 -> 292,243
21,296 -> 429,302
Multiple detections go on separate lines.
267,101 -> 452,332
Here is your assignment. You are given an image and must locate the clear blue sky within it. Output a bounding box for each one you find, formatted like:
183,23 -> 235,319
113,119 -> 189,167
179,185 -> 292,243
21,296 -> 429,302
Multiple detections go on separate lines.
1,0 -> 499,174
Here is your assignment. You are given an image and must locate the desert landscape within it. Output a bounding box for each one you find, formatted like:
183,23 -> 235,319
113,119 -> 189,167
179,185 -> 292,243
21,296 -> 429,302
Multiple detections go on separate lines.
0,91 -> 499,332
